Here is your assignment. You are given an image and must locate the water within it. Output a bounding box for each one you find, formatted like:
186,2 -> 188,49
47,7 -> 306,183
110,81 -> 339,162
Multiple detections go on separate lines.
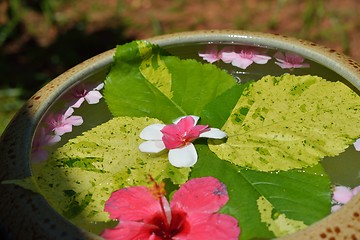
30,42 -> 360,236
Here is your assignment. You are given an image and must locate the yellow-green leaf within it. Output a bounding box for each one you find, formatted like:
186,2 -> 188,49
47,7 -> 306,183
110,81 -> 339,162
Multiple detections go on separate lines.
209,74 -> 360,171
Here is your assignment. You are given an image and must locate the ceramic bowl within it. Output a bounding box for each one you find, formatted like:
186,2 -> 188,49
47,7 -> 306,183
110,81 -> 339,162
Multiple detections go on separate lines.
1,30 -> 359,239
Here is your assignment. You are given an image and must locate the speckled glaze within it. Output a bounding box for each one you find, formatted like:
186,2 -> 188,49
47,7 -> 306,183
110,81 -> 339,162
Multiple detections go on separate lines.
0,30 -> 359,239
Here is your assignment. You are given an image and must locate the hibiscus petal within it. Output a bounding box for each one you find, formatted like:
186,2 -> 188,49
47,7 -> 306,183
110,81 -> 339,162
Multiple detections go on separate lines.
173,115 -> 200,125
171,176 -> 228,213
101,220 -> 158,240
140,124 -> 165,140
168,144 -> 197,167
104,186 -> 169,222
199,128 -> 227,139
182,212 -> 240,240
139,141 -> 166,153
333,186 -> 353,204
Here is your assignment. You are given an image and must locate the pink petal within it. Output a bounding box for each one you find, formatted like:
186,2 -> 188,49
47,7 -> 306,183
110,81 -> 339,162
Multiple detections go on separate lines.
84,90 -> 103,104
353,138 -> 360,151
65,116 -> 83,126
171,176 -> 229,213
220,51 -> 238,63
331,204 -> 342,212
168,144 -> 197,167
199,47 -> 221,63
352,186 -> 360,196
183,212 -> 240,240
199,128 -> 227,139
173,115 -> 199,125
140,124 -> 165,141
71,98 -> 85,108
139,141 -> 166,153
54,124 -> 73,136
176,116 -> 196,133
104,186 -> 169,222
31,148 -> 49,163
101,221 -> 159,240
251,54 -> 271,64
64,107 -> 74,118
94,82 -> 105,91
333,186 -> 353,204
231,57 -> 253,69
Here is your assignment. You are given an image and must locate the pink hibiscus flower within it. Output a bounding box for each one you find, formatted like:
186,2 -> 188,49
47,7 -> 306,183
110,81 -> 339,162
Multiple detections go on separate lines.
46,107 -> 83,136
331,185 -> 360,212
70,82 -> 104,108
220,46 -> 271,69
139,116 -> 227,167
101,176 -> 240,240
274,51 -> 310,69
31,127 -> 61,163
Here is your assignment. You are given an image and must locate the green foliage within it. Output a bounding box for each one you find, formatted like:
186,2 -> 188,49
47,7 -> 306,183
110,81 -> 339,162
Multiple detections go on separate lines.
210,74 -> 360,171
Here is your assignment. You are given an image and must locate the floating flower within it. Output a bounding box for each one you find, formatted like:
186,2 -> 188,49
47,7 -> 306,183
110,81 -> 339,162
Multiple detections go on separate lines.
101,176 -> 240,240
31,127 -> 61,162
331,185 -> 360,212
274,51 -> 310,69
198,46 -> 222,63
139,116 -> 227,167
46,107 -> 83,136
220,46 -> 271,69
70,82 -> 104,108
353,138 -> 360,151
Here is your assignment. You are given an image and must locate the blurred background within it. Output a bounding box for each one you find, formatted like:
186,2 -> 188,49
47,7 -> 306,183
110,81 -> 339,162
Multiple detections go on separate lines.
1,0 -> 359,134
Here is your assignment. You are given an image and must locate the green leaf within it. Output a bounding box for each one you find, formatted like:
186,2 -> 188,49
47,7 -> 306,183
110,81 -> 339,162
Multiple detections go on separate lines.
257,196 -> 307,237
31,117 -> 191,227
191,144 -> 331,240
104,40 -> 240,124
209,74 -> 360,171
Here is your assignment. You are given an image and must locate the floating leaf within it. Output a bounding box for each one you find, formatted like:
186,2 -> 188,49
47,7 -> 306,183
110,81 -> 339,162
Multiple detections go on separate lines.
209,74 -> 360,171
104,40 -> 241,125
191,144 -> 330,240
31,117 -> 190,228
257,196 -> 307,237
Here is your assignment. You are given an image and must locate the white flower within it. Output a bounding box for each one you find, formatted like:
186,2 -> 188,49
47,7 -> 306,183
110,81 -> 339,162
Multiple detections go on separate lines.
139,116 -> 227,167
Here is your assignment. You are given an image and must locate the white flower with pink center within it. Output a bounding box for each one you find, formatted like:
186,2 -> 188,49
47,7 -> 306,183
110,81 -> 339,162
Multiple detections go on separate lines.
139,116 -> 227,167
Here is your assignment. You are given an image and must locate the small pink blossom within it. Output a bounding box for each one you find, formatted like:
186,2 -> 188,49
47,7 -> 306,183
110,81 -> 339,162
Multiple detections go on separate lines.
331,185 -> 360,212
274,51 -> 310,69
46,107 -> 83,136
198,46 -> 222,63
353,138 -> 360,151
139,116 -> 227,167
101,177 -> 240,240
220,46 -> 271,69
31,127 -> 61,162
70,83 -> 104,108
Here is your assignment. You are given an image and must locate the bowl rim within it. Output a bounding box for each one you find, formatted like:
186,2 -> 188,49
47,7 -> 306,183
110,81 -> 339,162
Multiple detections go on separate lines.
1,29 -> 360,239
